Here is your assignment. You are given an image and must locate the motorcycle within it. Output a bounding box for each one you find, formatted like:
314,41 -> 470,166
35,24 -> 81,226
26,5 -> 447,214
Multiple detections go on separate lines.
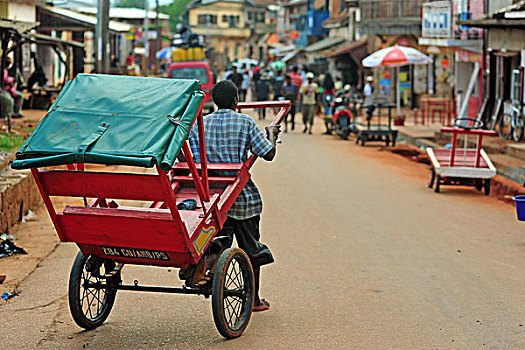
332,96 -> 353,140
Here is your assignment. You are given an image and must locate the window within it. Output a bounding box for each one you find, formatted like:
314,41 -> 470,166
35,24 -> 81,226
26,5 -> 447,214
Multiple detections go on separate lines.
256,12 -> 265,23
170,67 -> 209,84
222,15 -> 228,23
228,15 -> 240,27
198,14 -> 217,25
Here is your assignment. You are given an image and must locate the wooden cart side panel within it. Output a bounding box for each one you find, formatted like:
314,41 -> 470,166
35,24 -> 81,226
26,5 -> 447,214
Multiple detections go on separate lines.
480,149 -> 497,172
57,209 -> 187,252
38,170 -> 166,201
426,148 -> 441,170
436,167 -> 496,178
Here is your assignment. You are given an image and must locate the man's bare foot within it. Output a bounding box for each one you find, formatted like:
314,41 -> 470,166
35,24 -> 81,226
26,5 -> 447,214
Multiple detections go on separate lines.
253,298 -> 270,312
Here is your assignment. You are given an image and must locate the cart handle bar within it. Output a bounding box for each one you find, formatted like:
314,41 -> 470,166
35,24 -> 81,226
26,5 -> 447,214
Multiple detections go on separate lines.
237,100 -> 292,127
440,127 -> 496,136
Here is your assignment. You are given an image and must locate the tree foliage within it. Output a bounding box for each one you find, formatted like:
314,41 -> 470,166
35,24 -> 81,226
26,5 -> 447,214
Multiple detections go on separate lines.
114,0 -> 145,8
159,0 -> 193,32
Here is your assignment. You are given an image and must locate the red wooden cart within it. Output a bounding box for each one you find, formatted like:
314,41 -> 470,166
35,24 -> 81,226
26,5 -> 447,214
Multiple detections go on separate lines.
426,118 -> 497,194
12,74 -> 290,339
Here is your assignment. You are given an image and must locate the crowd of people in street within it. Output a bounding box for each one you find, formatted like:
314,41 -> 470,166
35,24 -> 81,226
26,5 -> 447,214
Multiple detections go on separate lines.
224,63 -> 358,135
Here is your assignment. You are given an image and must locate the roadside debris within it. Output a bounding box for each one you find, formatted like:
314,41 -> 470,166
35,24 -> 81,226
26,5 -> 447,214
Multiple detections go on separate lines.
22,209 -> 37,222
0,235 -> 27,259
1,291 -> 15,301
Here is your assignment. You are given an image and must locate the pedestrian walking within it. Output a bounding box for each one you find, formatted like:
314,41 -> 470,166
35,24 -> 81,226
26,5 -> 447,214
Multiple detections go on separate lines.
226,66 -> 243,90
364,75 -> 375,122
322,73 -> 335,134
272,70 -> 285,100
255,74 -> 271,120
300,72 -> 319,134
281,75 -> 298,132
240,68 -> 251,102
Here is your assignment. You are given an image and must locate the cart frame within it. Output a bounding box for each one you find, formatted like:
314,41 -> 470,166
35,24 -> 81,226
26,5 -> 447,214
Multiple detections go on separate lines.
426,126 -> 497,194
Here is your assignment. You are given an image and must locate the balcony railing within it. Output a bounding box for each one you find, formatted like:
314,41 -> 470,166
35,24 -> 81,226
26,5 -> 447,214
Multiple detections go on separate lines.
360,0 -> 424,20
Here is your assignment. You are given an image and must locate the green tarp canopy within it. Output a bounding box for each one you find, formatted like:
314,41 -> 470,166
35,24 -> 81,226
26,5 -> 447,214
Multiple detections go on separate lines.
12,74 -> 204,171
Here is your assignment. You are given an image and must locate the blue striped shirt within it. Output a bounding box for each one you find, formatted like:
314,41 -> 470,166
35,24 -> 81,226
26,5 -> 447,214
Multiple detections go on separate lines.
188,109 -> 272,220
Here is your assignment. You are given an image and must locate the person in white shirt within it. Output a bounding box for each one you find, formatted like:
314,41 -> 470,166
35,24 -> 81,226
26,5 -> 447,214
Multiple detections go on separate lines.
364,75 -> 374,97
363,76 -> 375,121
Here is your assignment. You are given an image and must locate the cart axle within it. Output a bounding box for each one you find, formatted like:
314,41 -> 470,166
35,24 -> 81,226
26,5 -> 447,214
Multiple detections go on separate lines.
84,282 -> 206,296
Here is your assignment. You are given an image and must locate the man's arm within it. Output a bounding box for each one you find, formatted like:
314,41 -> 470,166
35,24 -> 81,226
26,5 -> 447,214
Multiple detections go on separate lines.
248,119 -> 280,162
262,125 -> 280,161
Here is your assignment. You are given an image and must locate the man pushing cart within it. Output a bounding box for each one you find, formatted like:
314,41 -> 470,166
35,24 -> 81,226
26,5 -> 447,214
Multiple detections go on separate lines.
12,74 -> 290,339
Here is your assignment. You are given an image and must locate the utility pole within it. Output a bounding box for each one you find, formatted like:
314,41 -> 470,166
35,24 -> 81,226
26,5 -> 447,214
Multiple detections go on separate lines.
155,0 -> 160,74
143,0 -> 149,75
95,0 -> 110,73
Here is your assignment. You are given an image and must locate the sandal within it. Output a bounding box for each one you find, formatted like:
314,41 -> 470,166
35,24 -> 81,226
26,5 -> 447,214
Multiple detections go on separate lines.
253,299 -> 270,312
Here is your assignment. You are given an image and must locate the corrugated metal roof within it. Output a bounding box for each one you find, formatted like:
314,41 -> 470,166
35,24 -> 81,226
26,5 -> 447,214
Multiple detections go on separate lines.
76,7 -> 170,20
304,37 -> 344,53
41,6 -> 132,32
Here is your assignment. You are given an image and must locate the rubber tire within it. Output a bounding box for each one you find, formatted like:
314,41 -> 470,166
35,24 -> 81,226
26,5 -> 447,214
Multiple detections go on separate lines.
385,137 -> 390,147
434,175 -> 441,193
428,170 -> 435,188
212,248 -> 254,339
498,113 -> 512,139
484,179 -> 491,196
68,251 -> 117,330
513,116 -> 524,142
475,179 -> 483,192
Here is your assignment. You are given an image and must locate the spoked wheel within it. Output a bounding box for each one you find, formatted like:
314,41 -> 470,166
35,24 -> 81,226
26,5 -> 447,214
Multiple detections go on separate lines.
513,114 -> 524,142
69,251 -> 119,329
498,113 -> 513,139
427,169 -> 435,188
212,248 -> 254,339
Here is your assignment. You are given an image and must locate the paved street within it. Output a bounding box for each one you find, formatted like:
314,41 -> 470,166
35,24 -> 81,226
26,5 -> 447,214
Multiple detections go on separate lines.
1,116 -> 525,349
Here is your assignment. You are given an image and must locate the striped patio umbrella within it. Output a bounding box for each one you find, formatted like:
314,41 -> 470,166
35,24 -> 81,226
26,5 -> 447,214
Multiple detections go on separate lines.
362,45 -> 430,67
362,45 -> 430,115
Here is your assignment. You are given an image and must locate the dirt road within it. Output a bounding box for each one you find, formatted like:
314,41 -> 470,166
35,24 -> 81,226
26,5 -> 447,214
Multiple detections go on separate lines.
1,118 -> 525,349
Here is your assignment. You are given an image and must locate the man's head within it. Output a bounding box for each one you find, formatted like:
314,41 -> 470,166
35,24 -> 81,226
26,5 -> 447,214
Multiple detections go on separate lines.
291,66 -> 298,73
212,80 -> 239,110
307,72 -> 314,82
277,70 -> 282,76
366,76 -> 374,83
232,66 -> 238,73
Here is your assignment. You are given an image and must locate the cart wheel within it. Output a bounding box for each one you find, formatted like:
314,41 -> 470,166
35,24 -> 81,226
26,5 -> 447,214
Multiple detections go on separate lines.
360,136 -> 366,146
484,179 -> 491,196
385,137 -> 390,147
355,136 -> 360,145
427,169 -> 435,188
69,251 -> 118,329
434,175 -> 441,193
212,248 -> 254,339
392,137 -> 397,147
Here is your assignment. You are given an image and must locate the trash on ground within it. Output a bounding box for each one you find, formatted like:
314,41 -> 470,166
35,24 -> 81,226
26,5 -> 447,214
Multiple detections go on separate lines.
1,291 -> 15,300
0,237 -> 27,259
22,209 -> 37,222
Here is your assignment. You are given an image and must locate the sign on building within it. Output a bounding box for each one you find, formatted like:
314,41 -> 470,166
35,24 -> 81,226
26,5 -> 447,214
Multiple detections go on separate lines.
422,1 -> 452,38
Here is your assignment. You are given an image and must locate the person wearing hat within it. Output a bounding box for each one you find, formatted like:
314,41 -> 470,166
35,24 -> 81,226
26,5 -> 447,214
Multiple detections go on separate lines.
364,76 -> 374,97
300,72 -> 320,134
363,76 -> 375,121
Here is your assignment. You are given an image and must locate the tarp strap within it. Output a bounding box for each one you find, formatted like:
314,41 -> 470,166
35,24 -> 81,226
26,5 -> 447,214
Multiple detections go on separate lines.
74,122 -> 110,163
167,115 -> 188,133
